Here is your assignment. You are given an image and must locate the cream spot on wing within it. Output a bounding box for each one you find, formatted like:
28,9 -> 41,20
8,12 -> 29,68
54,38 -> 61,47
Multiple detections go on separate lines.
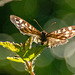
25,23 -> 27,26
58,30 -> 61,33
19,19 -> 23,23
62,38 -> 66,40
29,25 -> 31,29
16,24 -> 19,27
63,28 -> 66,32
33,27 -> 34,30
72,30 -> 75,32
15,18 -> 16,20
68,27 -> 72,30
65,31 -> 69,34
65,34 -> 69,37
56,39 -> 60,41
21,26 -> 24,28
21,24 -> 25,27
16,21 -> 19,24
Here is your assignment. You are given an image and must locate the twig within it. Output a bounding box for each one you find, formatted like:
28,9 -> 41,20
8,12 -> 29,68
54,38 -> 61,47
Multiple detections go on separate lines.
25,61 -> 35,75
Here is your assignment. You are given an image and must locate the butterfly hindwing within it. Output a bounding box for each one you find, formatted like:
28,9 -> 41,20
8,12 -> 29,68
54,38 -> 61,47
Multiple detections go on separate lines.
47,37 -> 68,48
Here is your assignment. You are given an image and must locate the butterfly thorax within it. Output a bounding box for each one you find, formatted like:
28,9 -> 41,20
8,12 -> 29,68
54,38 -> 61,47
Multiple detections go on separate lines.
40,31 -> 47,45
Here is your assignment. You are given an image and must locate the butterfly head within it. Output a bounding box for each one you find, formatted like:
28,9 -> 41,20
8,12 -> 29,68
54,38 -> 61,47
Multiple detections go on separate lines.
41,31 -> 47,36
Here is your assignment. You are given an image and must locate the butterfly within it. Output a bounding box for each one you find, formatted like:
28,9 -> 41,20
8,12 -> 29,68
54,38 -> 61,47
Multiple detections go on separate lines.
10,15 -> 75,48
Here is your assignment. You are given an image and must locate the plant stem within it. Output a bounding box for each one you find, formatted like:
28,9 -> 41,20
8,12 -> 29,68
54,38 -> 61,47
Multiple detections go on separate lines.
25,61 -> 35,75
30,61 -> 35,75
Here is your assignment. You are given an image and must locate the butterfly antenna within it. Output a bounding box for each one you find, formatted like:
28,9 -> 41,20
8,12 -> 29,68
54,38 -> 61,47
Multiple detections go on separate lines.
33,19 -> 43,31
45,22 -> 56,31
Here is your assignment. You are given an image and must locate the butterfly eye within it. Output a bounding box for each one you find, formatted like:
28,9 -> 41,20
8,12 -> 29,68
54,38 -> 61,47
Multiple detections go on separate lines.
42,32 -> 47,36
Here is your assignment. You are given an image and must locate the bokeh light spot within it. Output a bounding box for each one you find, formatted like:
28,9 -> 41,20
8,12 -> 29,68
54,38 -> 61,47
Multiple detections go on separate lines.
51,44 -> 67,58
0,33 -> 14,42
35,48 -> 54,67
62,13 -> 75,25
10,61 -> 25,72
64,39 -> 75,67
67,64 -> 75,73
11,33 -> 28,43
44,18 -> 67,33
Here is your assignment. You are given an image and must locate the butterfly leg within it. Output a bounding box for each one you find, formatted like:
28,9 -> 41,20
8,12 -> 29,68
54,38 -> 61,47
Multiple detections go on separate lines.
32,36 -> 41,44
47,40 -> 52,48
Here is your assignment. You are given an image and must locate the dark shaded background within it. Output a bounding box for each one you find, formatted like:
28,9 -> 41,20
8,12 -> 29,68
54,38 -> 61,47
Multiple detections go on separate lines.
0,0 -> 75,75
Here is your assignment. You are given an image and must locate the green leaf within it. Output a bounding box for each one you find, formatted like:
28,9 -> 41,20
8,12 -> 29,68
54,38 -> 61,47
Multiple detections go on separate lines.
7,57 -> 24,63
0,37 -> 47,62
23,45 -> 46,61
22,37 -> 47,61
0,41 -> 20,53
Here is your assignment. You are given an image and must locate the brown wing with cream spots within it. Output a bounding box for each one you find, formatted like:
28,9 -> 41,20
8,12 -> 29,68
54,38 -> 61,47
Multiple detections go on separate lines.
47,26 -> 75,40
10,15 -> 41,37
47,37 -> 68,48
46,26 -> 75,48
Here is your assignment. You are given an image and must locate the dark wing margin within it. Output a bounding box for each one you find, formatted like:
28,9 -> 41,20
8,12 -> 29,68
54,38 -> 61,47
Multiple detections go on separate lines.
46,26 -> 75,48
10,15 -> 41,37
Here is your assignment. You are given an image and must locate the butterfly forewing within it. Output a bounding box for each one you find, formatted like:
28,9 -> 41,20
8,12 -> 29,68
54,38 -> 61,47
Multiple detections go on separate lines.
10,15 -> 41,37
47,26 -> 75,39
46,26 -> 75,48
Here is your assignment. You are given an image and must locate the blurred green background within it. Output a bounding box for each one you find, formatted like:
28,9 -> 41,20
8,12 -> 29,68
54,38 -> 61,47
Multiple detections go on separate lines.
0,0 -> 75,75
